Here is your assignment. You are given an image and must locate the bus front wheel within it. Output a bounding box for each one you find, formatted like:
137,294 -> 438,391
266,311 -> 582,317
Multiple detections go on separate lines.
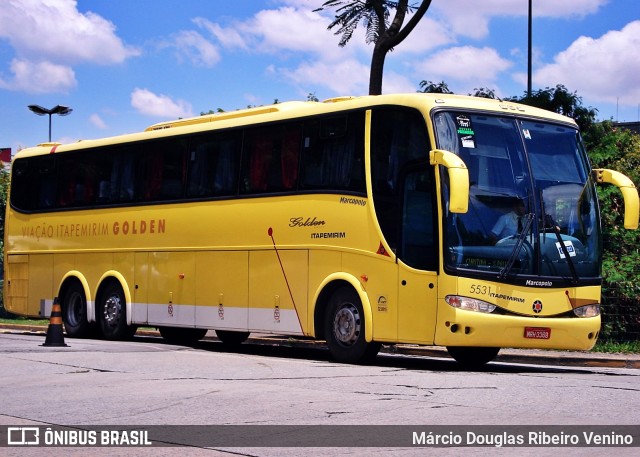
324,286 -> 380,364
446,346 -> 500,368
98,282 -> 136,340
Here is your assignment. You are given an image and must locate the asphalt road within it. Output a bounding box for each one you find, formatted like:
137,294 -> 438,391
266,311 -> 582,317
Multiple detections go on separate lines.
1,328 -> 639,457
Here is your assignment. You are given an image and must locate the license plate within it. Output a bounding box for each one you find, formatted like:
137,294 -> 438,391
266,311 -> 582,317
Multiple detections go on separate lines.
524,327 -> 551,339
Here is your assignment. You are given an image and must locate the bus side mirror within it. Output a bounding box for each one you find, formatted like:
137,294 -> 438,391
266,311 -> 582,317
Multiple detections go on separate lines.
593,168 -> 639,230
430,149 -> 469,213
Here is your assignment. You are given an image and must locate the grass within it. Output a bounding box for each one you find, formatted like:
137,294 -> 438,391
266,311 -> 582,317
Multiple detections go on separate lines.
0,316 -> 49,326
593,340 -> 640,354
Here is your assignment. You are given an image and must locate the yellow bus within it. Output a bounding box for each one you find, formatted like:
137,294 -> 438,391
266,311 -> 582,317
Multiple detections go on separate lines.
4,94 -> 639,366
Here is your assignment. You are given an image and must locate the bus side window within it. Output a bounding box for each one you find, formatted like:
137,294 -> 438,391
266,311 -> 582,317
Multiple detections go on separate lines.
188,142 -> 212,196
370,107 -> 431,252
159,140 -> 188,200
280,125 -> 301,190
56,156 -> 75,207
135,138 -> 188,201
56,154 -> 97,207
300,124 -> 323,187
37,157 -> 56,209
300,113 -> 365,192
21,156 -> 56,210
241,123 -> 302,194
137,147 -> 164,201
8,159 -> 31,210
214,137 -> 239,194
95,152 -> 115,204
188,131 -> 240,197
243,127 -> 275,193
108,150 -> 135,203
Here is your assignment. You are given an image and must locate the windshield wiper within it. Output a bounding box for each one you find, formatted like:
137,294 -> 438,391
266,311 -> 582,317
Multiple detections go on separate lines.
545,213 -> 579,283
499,212 -> 534,279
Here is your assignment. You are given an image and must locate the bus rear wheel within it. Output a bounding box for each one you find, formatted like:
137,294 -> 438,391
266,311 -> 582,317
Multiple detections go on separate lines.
159,327 -> 208,345
324,286 -> 380,364
61,282 -> 93,338
446,346 -> 500,368
98,282 -> 136,340
215,330 -> 250,346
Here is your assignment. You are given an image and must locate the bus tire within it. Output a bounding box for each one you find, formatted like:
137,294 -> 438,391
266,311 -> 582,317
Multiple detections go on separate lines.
324,286 -> 380,364
215,330 -> 250,346
61,282 -> 93,338
446,346 -> 500,368
98,281 -> 136,340
159,327 -> 208,345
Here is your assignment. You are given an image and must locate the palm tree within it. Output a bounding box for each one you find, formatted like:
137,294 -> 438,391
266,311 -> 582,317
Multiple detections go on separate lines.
316,0 -> 433,95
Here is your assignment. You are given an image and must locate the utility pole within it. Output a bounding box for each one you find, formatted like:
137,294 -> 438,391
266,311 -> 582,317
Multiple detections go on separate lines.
527,0 -> 532,99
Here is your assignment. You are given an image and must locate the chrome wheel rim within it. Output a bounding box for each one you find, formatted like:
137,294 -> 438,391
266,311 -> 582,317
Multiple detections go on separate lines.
332,303 -> 361,346
103,294 -> 121,327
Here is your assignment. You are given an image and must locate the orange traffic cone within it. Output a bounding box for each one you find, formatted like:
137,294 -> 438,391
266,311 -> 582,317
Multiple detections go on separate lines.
42,297 -> 68,347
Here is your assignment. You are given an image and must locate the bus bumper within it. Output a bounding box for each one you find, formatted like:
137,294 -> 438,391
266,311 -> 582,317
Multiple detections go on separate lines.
434,307 -> 600,351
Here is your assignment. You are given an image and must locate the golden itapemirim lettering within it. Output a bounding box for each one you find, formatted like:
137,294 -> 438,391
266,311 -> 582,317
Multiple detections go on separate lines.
112,219 -> 166,235
21,219 -> 166,240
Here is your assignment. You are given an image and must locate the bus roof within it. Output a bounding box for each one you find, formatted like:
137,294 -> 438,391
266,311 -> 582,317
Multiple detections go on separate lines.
17,93 -> 577,157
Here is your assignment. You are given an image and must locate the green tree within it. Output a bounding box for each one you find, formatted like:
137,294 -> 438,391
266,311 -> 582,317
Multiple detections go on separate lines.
0,165 -> 10,315
316,0 -> 433,95
469,87 -> 498,99
506,84 -> 598,132
200,108 -> 225,115
583,121 -> 640,341
418,80 -> 453,94
0,166 -> 8,255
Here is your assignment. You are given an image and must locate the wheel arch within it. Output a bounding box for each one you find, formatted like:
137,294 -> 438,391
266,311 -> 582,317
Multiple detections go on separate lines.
312,273 -> 373,343
58,272 -> 93,322
96,271 -> 133,326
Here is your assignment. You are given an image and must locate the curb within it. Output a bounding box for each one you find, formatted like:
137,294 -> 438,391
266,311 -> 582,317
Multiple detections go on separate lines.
246,334 -> 640,369
3,323 -> 639,369
387,344 -> 640,369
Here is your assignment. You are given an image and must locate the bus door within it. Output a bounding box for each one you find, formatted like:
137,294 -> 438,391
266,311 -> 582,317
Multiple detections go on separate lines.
133,252 -> 149,324
396,167 -> 439,344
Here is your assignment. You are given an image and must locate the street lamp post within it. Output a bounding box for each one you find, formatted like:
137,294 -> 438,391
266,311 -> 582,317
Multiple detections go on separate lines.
28,104 -> 73,142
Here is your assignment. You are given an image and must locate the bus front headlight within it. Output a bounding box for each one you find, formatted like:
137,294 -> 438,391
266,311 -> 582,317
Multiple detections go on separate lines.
573,304 -> 600,318
445,295 -> 496,313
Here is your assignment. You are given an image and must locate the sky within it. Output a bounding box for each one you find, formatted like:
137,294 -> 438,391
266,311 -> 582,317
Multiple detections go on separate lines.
1,0 -> 639,153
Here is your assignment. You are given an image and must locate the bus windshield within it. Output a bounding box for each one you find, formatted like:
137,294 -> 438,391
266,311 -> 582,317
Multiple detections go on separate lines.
434,111 -> 601,283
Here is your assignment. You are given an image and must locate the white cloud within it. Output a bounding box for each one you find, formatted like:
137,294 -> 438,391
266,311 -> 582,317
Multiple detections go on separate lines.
0,58 -> 76,93
197,7 -> 346,60
248,7 -> 344,57
193,5 -> 370,95
89,113 -> 108,130
170,30 -> 221,67
415,46 -> 513,84
381,71 -> 418,94
0,0 -> 140,64
277,59 -> 370,95
131,88 -> 194,118
534,20 -> 640,106
192,17 -> 250,50
432,0 -> 608,39
396,16 -> 457,55
0,0 -> 139,94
